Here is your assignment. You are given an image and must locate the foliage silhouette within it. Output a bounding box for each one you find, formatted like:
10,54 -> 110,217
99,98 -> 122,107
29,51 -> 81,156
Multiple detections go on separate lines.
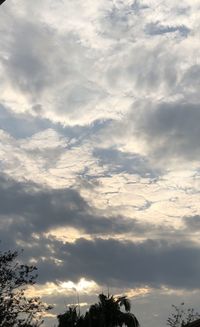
0,248 -> 52,327
58,293 -> 139,327
58,307 -> 80,327
167,303 -> 200,327
0,1 -> 6,6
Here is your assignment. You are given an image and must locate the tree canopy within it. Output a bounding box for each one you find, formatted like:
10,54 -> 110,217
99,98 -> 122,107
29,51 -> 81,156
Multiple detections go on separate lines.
0,1 -> 6,6
0,248 -> 52,327
58,293 -> 139,327
167,303 -> 200,327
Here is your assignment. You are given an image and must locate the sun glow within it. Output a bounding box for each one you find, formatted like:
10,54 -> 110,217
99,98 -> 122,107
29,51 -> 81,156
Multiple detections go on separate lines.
60,278 -> 97,292
25,279 -> 98,298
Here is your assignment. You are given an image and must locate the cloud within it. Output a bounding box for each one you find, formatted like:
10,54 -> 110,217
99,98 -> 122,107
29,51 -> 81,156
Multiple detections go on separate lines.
128,101 -> 200,161
0,104 -> 54,138
0,173 -> 156,239
93,147 -> 160,177
34,237 -> 200,290
1,1 -> 200,326
145,22 -> 190,37
0,7 -> 109,124
183,216 -> 200,231
1,0 -> 198,127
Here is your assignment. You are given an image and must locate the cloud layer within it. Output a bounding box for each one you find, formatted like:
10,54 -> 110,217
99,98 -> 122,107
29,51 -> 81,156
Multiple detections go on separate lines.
1,1 -> 200,327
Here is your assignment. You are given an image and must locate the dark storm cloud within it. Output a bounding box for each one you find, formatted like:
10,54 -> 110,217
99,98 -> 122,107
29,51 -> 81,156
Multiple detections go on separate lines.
131,101 -> 200,160
145,22 -> 190,37
35,237 -> 200,290
0,174 -> 152,237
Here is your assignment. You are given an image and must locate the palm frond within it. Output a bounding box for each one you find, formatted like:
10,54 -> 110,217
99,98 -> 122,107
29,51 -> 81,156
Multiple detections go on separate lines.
121,312 -> 140,327
118,296 -> 131,312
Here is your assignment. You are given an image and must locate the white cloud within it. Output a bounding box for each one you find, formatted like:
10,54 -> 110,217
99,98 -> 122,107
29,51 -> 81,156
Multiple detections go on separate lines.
1,0 -> 198,126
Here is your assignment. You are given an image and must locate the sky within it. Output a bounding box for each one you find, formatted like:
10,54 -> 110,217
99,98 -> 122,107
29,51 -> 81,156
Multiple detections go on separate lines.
0,0 -> 200,326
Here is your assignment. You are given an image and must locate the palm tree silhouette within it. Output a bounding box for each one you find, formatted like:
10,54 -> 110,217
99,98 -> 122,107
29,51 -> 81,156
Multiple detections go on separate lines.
57,307 -> 79,327
57,306 -> 87,327
57,293 -> 139,327
88,293 -> 139,327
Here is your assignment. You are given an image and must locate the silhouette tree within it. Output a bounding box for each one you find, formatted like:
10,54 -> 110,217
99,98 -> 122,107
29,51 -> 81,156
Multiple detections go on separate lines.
57,306 -> 88,327
0,1 -> 6,6
0,248 -> 52,327
57,307 -> 79,327
167,303 -> 200,327
88,293 -> 139,327
58,293 -> 139,327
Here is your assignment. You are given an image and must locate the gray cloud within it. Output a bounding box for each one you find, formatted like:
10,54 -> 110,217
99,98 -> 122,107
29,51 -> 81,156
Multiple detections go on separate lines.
3,20 -> 54,97
145,22 -> 190,37
183,215 -> 200,231
2,230 -> 200,290
105,44 -> 179,97
0,174 -> 154,237
180,65 -> 200,102
0,104 -> 109,142
35,237 -> 200,290
0,104 -> 53,138
129,101 -> 200,161
93,147 -> 161,178
99,0 -> 148,40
